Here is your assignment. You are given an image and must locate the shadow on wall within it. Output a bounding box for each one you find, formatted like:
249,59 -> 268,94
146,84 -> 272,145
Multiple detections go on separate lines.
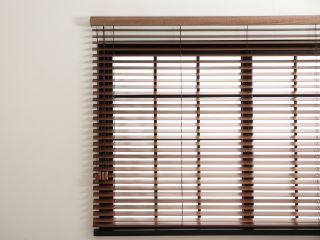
75,16 -> 94,240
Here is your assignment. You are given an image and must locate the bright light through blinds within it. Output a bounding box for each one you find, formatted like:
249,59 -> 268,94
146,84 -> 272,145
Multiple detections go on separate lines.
92,23 -> 320,234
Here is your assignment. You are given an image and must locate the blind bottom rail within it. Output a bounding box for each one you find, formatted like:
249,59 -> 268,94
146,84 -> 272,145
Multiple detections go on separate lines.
94,227 -> 320,236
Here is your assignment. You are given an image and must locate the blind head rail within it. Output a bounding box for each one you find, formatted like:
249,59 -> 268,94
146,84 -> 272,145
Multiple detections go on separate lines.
90,16 -> 320,26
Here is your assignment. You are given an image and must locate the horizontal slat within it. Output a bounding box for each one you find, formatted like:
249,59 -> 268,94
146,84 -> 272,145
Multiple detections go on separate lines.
95,185 -> 320,191
94,72 -> 320,76
94,205 -> 320,211
93,221 -> 320,226
96,130 -> 319,134
92,41 -> 320,45
96,86 -> 320,90
93,223 -> 320,228
100,173 -> 318,178
94,179 -> 320,185
94,96 -> 320,101
96,109 -> 320,114
94,211 -> 319,217
95,95 -> 320,99
94,160 -> 320,166
94,116 -> 320,121
94,148 -> 320,153
95,51 -> 320,56
93,136 -> 320,140
94,166 -> 320,171
94,141 -> 320,147
94,47 -> 320,51
93,27 -> 320,32
95,66 -> 319,70
94,79 -> 320,83
108,93 -> 320,97
95,192 -> 320,197
93,59 -> 320,63
94,198 -> 320,204
95,153 -> 320,158
94,34 -> 320,39
94,53 -> 320,56
94,123 -> 320,128
95,103 -> 320,108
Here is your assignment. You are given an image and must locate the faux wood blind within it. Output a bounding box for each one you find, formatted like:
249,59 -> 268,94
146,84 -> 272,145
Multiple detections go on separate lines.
91,16 -> 320,236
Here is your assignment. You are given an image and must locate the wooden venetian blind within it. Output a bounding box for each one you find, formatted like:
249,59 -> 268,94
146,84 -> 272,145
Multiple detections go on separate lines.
91,16 -> 320,236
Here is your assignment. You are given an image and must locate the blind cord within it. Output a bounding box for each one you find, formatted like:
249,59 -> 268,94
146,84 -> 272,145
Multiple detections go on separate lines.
112,25 -> 115,216
315,24 -> 320,226
179,25 -> 184,225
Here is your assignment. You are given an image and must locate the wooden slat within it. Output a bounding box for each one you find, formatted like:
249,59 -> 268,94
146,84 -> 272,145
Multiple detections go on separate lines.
95,186 -> 320,191
93,59 -> 320,64
94,160 -> 320,166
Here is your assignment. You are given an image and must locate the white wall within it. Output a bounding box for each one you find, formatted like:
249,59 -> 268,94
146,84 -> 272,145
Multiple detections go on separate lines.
1,0 -> 320,240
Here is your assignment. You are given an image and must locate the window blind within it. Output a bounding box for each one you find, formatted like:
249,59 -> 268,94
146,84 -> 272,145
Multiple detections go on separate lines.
91,16 -> 320,236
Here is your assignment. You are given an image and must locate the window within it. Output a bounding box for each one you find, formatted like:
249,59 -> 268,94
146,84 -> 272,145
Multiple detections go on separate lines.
91,16 -> 320,236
